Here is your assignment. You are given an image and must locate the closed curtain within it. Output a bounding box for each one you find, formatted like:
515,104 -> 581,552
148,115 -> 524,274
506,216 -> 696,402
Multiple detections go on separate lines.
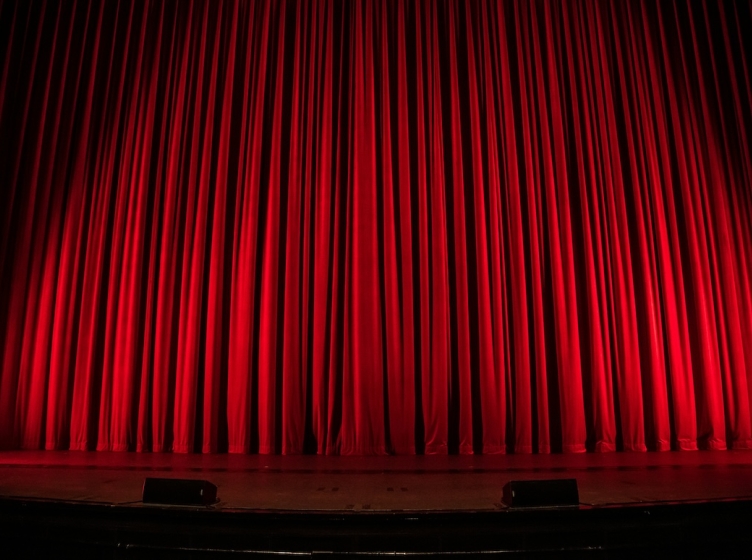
1,0 -> 752,454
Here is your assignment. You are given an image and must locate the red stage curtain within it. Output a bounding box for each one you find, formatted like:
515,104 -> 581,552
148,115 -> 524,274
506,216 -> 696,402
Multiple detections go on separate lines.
1,0 -> 751,455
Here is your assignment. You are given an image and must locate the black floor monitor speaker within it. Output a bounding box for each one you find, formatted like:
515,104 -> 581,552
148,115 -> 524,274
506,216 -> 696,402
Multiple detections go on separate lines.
142,478 -> 218,506
502,478 -> 579,508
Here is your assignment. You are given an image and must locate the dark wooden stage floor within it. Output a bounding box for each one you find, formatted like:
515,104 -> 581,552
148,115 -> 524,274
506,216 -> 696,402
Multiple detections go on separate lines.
2,450 -> 752,557
2,450 -> 752,510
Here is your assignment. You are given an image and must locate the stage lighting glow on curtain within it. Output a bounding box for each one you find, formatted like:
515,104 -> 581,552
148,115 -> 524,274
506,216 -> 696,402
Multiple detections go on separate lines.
1,0 -> 751,455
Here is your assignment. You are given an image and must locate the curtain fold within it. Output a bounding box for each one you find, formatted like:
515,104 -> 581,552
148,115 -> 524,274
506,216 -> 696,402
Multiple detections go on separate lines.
1,0 -> 751,454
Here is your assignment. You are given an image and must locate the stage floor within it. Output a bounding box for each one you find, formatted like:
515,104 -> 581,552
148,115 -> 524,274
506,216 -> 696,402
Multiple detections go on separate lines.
2,449 -> 752,511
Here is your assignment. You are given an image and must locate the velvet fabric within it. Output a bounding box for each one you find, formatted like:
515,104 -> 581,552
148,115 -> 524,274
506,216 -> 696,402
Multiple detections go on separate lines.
1,0 -> 751,454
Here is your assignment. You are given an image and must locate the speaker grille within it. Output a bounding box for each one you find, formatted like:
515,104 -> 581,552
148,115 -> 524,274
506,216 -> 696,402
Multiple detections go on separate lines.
142,478 -> 218,506
502,479 -> 579,508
